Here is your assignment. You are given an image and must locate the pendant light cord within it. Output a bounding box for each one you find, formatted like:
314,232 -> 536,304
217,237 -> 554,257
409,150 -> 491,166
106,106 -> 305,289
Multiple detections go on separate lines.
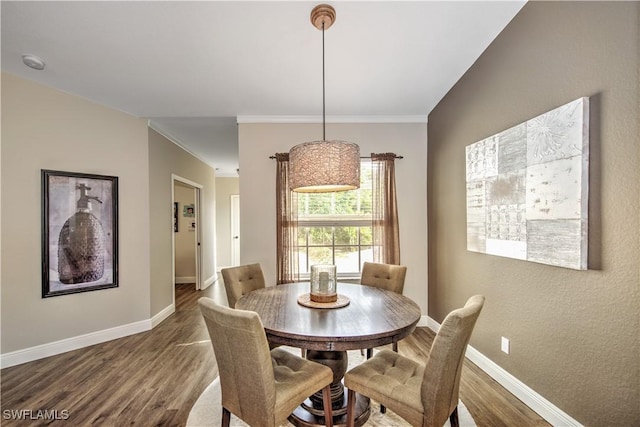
322,21 -> 326,141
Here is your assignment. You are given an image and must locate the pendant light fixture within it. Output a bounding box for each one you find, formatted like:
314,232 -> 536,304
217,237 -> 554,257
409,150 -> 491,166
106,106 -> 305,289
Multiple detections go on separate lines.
289,4 -> 360,193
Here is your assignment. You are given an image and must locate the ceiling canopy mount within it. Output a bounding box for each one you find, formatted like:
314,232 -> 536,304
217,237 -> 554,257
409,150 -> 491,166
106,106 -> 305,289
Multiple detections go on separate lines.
310,4 -> 336,30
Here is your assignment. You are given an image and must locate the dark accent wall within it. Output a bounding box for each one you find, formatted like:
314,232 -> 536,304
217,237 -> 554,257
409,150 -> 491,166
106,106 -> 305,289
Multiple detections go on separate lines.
427,2 -> 639,425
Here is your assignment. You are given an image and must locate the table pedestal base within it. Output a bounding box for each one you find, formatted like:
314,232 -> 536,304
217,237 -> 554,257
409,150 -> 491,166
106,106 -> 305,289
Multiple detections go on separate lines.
289,392 -> 369,427
288,350 -> 370,427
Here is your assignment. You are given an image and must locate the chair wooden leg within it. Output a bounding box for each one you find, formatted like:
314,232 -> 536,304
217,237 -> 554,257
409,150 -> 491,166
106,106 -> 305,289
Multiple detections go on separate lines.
322,385 -> 333,427
366,348 -> 373,359
221,407 -> 231,427
346,389 -> 356,427
379,340 -> 398,413
449,406 -> 459,427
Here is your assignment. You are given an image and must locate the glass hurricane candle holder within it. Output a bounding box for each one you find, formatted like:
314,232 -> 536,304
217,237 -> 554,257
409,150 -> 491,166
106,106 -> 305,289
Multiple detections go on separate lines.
310,264 -> 337,303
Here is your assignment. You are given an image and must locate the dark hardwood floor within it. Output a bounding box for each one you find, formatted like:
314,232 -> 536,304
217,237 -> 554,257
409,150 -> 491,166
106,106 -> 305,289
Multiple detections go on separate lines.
1,282 -> 550,426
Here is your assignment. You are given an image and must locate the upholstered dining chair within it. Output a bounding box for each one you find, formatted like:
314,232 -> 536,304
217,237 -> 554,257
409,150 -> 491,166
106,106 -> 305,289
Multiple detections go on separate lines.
360,262 -> 407,357
360,261 -> 407,294
221,263 -> 266,309
344,295 -> 485,427
221,263 -> 305,355
198,297 -> 334,427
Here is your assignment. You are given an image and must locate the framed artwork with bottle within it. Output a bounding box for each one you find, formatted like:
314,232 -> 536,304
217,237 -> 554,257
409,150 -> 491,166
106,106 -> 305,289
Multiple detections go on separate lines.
41,170 -> 118,298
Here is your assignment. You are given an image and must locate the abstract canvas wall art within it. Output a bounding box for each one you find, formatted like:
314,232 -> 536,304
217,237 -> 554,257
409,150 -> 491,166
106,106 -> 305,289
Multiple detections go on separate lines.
466,97 -> 589,270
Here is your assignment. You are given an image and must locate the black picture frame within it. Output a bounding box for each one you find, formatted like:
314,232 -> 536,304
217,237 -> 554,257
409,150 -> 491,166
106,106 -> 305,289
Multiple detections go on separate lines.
174,202 -> 179,232
42,170 -> 119,298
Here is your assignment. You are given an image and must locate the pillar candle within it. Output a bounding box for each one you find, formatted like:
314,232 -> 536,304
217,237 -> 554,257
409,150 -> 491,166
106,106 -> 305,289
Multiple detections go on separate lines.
319,271 -> 329,292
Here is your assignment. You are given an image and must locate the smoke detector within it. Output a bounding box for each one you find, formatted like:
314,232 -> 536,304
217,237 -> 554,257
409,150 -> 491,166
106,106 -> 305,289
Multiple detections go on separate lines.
22,54 -> 45,70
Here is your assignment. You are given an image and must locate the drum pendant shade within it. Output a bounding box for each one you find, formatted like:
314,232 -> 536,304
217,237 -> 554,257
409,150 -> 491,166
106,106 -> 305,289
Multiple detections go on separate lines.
289,4 -> 361,193
290,140 -> 360,193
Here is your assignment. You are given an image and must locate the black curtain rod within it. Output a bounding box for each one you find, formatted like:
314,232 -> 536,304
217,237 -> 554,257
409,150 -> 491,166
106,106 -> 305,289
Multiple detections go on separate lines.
269,155 -> 403,159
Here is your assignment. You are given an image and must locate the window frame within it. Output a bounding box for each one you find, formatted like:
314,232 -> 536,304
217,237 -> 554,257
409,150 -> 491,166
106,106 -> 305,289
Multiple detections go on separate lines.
295,162 -> 373,279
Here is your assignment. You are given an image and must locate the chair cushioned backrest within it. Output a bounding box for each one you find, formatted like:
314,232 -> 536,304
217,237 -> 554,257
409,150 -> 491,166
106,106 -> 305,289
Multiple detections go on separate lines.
198,297 -> 276,426
421,295 -> 485,427
360,262 -> 407,294
221,263 -> 266,308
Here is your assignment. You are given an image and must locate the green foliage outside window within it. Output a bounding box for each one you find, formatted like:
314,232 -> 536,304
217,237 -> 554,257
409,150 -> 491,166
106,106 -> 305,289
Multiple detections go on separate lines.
296,163 -> 373,274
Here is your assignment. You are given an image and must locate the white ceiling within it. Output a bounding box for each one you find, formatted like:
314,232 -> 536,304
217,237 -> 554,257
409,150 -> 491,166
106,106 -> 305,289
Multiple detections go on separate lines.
1,1 -> 525,176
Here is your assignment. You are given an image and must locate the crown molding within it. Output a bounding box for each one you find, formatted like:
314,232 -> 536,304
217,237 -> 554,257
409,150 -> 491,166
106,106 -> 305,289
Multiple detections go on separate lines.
148,120 -> 216,170
236,115 -> 428,124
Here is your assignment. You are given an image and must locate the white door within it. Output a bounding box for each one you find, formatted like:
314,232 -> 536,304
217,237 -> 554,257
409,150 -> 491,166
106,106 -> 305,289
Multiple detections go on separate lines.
231,195 -> 240,266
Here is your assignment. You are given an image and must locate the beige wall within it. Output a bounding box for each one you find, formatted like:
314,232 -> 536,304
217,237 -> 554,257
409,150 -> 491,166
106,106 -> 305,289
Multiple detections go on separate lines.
173,182 -> 196,281
427,2 -> 639,425
238,122 -> 428,312
215,177 -> 239,269
148,128 -> 216,316
1,73 -> 150,353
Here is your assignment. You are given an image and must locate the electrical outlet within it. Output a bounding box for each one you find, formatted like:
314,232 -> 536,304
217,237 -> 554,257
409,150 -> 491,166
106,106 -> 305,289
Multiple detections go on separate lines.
501,337 -> 510,354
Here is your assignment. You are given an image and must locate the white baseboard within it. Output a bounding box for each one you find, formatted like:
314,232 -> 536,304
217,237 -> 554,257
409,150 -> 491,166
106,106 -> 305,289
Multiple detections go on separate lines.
151,303 -> 175,328
0,319 -> 152,369
176,274 -> 217,289
202,273 -> 217,290
425,316 -> 582,427
1,303 -> 180,369
418,314 -> 431,327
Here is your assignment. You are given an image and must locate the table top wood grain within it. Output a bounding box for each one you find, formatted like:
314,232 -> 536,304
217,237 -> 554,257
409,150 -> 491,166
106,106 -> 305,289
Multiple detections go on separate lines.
236,282 -> 422,351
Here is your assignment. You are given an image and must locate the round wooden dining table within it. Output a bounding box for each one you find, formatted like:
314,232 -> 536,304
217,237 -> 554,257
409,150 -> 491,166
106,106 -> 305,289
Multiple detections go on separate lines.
236,281 -> 421,427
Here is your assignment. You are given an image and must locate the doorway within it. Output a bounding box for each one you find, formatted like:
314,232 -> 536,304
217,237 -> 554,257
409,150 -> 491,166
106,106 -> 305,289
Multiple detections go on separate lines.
172,175 -> 203,307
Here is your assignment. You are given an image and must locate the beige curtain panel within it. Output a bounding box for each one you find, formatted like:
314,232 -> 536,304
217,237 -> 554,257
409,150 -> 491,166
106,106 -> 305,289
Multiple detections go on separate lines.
275,153 -> 299,284
371,153 -> 401,265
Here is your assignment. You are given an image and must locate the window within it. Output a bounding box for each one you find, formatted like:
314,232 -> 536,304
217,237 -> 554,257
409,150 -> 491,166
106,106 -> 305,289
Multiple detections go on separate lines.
295,162 -> 372,278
